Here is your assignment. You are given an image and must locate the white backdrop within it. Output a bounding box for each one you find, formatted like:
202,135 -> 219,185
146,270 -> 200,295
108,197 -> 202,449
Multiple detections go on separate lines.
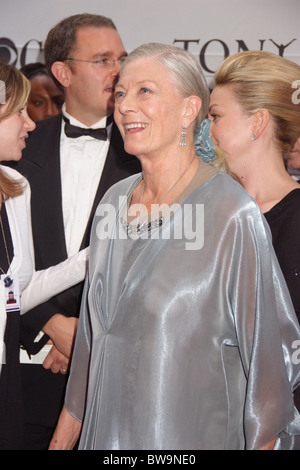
1,0 -> 300,85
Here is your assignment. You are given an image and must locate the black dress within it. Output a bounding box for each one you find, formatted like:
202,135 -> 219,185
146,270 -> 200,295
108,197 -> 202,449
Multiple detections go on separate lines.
0,203 -> 24,449
264,188 -> 300,410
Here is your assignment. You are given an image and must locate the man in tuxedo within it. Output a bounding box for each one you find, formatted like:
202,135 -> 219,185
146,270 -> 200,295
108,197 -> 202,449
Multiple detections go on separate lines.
12,13 -> 141,449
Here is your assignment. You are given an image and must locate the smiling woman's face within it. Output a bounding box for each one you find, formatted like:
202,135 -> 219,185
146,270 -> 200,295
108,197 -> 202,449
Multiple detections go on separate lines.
114,57 -> 187,158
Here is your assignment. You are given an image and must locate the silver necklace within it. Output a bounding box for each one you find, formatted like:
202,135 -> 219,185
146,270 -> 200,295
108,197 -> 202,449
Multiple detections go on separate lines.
122,155 -> 195,236
120,180 -> 164,236
140,154 -> 195,206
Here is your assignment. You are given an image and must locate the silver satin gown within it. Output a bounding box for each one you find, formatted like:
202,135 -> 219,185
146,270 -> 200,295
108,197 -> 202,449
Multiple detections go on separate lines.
65,160 -> 300,450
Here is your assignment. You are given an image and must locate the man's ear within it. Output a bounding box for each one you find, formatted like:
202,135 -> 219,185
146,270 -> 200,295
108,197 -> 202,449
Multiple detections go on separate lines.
183,96 -> 202,128
51,61 -> 71,88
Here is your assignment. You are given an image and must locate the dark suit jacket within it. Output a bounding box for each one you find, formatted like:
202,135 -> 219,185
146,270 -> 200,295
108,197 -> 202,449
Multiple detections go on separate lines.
10,113 -> 141,428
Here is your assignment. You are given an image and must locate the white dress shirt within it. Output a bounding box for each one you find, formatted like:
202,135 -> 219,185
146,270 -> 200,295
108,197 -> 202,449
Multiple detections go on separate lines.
61,105 -> 113,256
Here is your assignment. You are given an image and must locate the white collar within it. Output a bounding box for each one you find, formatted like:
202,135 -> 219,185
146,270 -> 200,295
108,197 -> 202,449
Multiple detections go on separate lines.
62,103 -> 110,129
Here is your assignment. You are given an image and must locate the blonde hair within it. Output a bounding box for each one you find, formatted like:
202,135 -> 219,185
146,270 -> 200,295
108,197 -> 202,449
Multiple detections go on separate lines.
214,51 -> 300,157
0,62 -> 30,200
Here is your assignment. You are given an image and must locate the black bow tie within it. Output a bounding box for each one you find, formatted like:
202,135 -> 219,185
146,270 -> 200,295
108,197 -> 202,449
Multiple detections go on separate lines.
63,114 -> 113,141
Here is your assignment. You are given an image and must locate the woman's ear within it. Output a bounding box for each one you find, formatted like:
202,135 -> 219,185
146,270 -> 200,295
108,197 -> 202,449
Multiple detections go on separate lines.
51,61 -> 71,88
183,96 -> 202,128
251,108 -> 270,139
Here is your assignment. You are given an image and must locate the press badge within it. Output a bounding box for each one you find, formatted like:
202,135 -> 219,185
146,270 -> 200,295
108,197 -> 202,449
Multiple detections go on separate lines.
1,273 -> 20,313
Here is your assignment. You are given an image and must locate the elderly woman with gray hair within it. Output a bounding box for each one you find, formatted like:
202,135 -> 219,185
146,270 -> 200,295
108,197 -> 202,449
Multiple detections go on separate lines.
50,43 -> 300,450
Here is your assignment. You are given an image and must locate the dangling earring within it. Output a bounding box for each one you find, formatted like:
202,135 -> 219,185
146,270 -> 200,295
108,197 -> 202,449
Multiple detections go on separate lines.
180,125 -> 187,147
250,134 -> 256,141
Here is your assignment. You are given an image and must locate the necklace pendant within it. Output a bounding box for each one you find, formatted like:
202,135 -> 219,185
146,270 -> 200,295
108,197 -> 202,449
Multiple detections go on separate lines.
120,216 -> 164,237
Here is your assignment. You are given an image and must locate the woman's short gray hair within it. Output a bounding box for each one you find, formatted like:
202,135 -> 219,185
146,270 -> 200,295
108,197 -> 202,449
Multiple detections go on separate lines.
122,43 -> 209,126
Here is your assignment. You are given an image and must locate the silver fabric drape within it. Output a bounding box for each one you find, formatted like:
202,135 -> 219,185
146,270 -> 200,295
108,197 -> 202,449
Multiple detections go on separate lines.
65,162 -> 300,450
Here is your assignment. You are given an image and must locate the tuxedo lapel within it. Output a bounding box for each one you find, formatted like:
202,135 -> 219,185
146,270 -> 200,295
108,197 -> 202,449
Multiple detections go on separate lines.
18,114 -> 68,268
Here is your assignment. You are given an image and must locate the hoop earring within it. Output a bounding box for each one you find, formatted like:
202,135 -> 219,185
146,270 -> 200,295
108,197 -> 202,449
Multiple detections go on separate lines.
180,125 -> 187,147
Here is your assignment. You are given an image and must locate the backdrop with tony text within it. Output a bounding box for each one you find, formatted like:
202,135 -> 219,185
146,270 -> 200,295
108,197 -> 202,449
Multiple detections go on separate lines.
0,0 -> 299,87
